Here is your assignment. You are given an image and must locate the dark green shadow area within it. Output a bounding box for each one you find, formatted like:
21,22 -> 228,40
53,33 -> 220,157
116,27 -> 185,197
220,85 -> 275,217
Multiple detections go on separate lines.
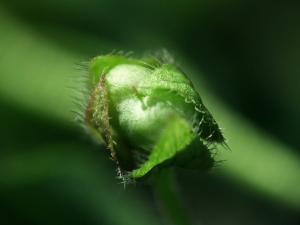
1,2 -> 300,225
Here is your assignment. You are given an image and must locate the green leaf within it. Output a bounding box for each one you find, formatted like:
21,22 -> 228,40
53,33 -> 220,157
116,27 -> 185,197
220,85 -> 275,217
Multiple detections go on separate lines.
132,115 -> 212,179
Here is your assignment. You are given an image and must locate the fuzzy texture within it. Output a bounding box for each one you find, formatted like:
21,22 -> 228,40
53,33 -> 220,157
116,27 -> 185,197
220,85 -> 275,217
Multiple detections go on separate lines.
82,52 -> 225,182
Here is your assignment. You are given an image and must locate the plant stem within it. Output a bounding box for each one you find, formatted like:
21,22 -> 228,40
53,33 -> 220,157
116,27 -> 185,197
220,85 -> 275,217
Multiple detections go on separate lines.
153,169 -> 192,225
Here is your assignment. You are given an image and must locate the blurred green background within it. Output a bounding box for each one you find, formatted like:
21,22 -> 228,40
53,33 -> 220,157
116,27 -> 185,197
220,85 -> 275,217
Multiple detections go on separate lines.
0,1 -> 300,225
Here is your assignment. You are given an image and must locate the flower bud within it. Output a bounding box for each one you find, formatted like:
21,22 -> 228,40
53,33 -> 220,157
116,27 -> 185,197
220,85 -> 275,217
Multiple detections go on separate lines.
84,54 -> 224,180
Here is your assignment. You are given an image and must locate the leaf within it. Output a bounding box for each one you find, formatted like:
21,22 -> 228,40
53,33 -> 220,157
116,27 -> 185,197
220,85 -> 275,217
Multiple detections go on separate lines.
131,115 -> 212,179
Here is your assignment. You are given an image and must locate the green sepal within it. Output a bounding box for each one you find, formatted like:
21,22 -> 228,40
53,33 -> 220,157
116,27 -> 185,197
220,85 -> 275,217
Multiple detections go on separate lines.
131,115 -> 213,179
89,55 -> 160,88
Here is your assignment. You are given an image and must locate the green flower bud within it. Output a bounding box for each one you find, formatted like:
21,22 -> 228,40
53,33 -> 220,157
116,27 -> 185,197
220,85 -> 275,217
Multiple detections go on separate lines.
84,53 -> 225,181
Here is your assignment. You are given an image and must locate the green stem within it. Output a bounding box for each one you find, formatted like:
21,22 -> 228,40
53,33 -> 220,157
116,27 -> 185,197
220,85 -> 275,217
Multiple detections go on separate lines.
153,169 -> 192,225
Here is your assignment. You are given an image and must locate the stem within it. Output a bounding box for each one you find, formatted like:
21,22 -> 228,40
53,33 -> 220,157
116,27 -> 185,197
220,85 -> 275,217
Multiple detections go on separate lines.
153,169 -> 192,225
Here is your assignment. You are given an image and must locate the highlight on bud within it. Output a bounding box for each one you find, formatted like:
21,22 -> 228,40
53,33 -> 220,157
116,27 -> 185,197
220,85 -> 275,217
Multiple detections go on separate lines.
81,52 -> 225,181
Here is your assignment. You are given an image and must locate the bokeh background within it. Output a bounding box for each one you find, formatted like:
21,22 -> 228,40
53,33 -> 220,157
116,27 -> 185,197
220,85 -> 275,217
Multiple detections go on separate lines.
1,1 -> 300,225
